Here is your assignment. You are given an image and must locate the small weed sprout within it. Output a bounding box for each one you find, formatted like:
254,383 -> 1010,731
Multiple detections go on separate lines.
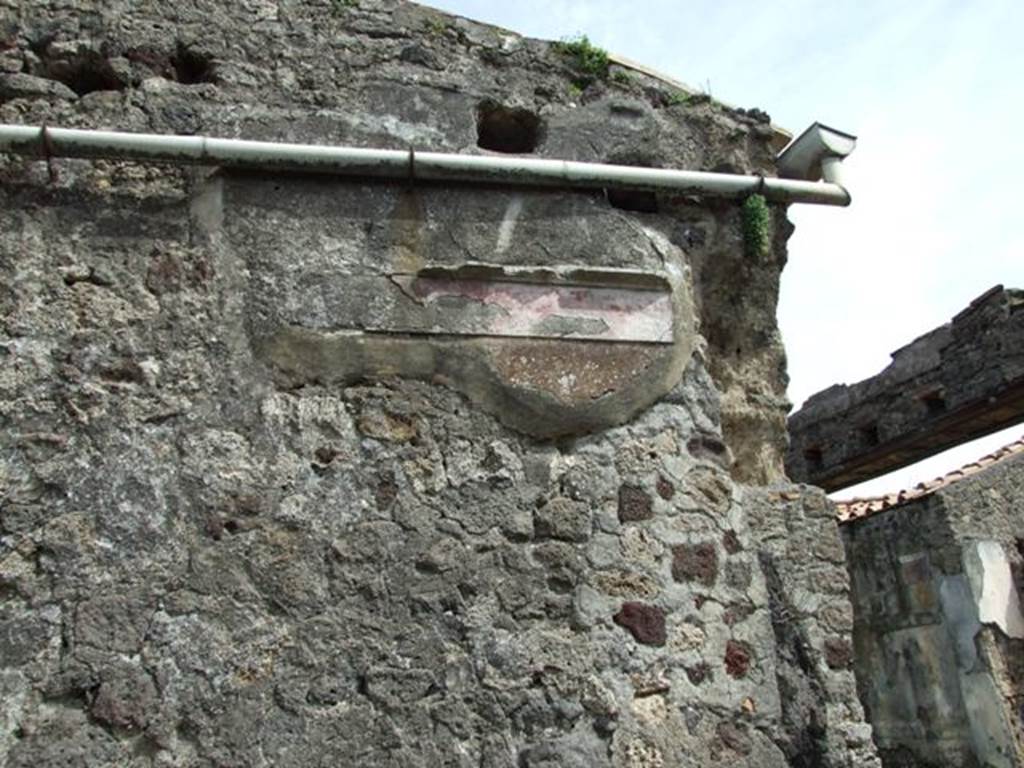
742,194 -> 771,258
667,90 -> 689,106
553,34 -> 609,82
426,18 -> 449,36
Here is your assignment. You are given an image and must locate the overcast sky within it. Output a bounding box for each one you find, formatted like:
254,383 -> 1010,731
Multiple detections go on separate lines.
427,0 -> 1024,496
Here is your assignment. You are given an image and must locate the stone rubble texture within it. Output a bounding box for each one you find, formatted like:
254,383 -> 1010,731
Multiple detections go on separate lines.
0,1 -> 878,766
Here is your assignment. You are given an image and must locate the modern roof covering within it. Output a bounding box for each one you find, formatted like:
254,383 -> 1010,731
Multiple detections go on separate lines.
835,435 -> 1024,523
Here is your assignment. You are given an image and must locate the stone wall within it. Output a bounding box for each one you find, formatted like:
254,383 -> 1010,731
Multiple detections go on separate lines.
0,0 -> 798,483
745,486 -> 879,766
787,286 -> 1024,491
840,453 -> 1024,767
0,1 -> 875,765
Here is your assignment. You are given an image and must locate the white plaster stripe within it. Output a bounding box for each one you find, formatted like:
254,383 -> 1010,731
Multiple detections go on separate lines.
972,541 -> 1024,639
495,196 -> 523,254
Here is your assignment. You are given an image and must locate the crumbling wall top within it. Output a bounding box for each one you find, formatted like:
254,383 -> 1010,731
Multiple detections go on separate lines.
787,286 -> 1024,491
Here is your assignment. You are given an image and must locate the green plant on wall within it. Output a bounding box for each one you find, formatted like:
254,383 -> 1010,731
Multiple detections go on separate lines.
667,90 -> 689,106
425,18 -> 450,36
742,193 -> 771,258
553,34 -> 609,82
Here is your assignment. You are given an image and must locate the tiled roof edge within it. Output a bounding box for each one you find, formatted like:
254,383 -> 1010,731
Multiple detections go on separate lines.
835,434 -> 1024,523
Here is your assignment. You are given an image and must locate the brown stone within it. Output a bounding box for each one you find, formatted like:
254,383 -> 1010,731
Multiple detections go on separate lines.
314,445 -> 341,465
722,529 -> 742,554
655,475 -> 675,500
357,408 -> 417,443
724,640 -> 752,678
722,602 -> 753,626
534,496 -> 591,542
491,339 -> 659,404
671,542 -> 718,586
631,670 -> 671,697
824,637 -> 853,670
685,662 -> 710,685
618,484 -> 653,523
613,602 -> 666,646
687,433 -> 729,464
374,471 -> 398,510
716,720 -> 752,755
594,570 -> 660,599
145,249 -> 182,295
90,670 -> 158,732
205,516 -> 224,541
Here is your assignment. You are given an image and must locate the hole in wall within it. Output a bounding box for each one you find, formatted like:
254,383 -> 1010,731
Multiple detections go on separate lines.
28,35 -> 54,59
921,390 -> 947,416
0,23 -> 17,55
171,43 -> 216,84
603,152 -> 662,213
859,424 -> 880,448
475,100 -> 541,154
803,446 -> 823,470
605,187 -> 659,213
38,49 -> 126,95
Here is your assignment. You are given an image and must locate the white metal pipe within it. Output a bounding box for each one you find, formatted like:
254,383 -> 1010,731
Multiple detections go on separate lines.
820,155 -> 845,187
0,124 -> 851,206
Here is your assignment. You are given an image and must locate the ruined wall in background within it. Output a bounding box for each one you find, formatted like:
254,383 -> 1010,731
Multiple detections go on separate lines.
789,284 -> 1024,768
840,453 -> 1024,768
787,286 -> 1024,492
0,1 -> 876,765
937,452 -> 1024,767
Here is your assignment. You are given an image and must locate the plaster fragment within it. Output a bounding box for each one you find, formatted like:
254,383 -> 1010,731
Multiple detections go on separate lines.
968,541 -> 1024,639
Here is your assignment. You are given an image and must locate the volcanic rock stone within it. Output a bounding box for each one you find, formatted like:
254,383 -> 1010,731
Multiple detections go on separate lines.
613,602 -> 667,647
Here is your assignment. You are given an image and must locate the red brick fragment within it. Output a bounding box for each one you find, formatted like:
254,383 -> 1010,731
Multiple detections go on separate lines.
613,602 -> 666,646
724,639 -> 751,678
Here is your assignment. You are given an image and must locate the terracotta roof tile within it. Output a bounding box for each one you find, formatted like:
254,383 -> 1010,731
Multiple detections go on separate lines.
835,434 -> 1024,523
